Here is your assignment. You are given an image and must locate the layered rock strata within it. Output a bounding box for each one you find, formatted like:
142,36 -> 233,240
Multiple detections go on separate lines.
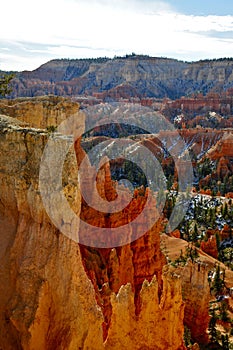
0,95 -> 80,129
0,114 -> 104,349
0,101 -> 186,349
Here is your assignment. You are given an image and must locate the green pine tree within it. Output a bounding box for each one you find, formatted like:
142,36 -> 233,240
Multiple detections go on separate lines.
212,264 -> 224,295
0,73 -> 15,97
192,223 -> 199,242
222,334 -> 229,350
208,308 -> 218,343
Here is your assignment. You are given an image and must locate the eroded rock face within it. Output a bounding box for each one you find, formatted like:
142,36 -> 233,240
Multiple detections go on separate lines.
176,262 -> 210,344
0,95 -> 79,129
0,114 -> 105,350
0,99 -> 188,349
161,234 -> 212,346
0,102 -> 186,350
8,57 -> 233,100
77,160 -> 167,337
2,96 -> 225,349
200,236 -> 218,259
105,269 -> 185,350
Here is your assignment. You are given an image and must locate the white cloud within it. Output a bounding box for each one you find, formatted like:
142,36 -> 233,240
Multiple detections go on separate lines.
0,0 -> 233,70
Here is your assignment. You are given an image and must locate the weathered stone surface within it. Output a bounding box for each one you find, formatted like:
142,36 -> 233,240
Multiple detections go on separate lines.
175,262 -> 210,344
0,115 -> 104,350
0,104 -> 186,350
0,95 -> 79,129
200,236 -> 218,259
161,235 -> 213,345
105,269 -> 185,350
7,57 -> 233,100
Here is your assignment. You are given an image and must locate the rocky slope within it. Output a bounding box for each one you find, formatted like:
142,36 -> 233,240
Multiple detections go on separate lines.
161,90 -> 233,129
0,98 -> 187,349
6,56 -> 233,100
161,233 -> 233,344
1,96 -> 231,349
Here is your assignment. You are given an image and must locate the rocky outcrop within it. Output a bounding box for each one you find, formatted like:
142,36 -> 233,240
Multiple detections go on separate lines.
207,132 -> 233,160
176,262 -> 210,344
78,156 -> 169,338
0,95 -> 79,129
105,269 -> 185,350
205,132 -> 233,180
0,114 -> 104,349
161,235 -> 212,345
0,101 -> 186,349
162,92 -> 233,118
200,236 -> 218,259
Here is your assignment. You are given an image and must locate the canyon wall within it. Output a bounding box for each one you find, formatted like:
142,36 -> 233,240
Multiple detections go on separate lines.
0,95 -> 80,129
7,57 -> 233,99
0,114 -> 105,350
105,268 -> 185,350
0,99 -> 186,349
1,97 -> 228,349
176,262 -> 210,344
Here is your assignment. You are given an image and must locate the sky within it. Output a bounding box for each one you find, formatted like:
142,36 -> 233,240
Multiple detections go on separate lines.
0,0 -> 233,71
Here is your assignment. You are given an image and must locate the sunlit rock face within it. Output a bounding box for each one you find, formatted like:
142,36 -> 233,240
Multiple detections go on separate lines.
0,99 -> 186,349
0,95 -> 80,129
3,96 -> 231,349
175,262 -> 210,344
0,114 -> 105,350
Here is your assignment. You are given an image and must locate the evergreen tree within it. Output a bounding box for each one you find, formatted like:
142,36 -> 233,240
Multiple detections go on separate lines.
222,334 -> 229,350
215,233 -> 221,259
219,301 -> 230,322
208,308 -> 218,343
212,264 -> 224,295
192,223 -> 199,242
223,203 -> 228,219
0,73 -> 15,97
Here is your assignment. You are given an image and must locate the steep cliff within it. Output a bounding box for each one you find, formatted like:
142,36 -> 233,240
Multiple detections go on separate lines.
161,235 -> 211,345
202,132 -> 233,182
0,114 -> 104,350
176,262 -> 210,344
200,236 -> 218,259
0,99 -> 186,350
105,269 -> 185,350
0,95 -> 80,129
75,148 -> 182,344
7,56 -> 233,100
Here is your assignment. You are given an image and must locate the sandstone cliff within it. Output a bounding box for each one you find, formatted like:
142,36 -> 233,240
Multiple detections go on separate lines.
0,95 -> 80,129
75,140 -> 184,348
176,262 -> 210,344
105,269 -> 185,350
161,235 -> 212,345
0,99 -> 186,350
3,96 -> 231,349
0,114 -> 105,349
200,237 -> 218,259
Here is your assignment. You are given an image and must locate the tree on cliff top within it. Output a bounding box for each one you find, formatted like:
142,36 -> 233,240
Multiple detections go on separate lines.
0,73 -> 14,97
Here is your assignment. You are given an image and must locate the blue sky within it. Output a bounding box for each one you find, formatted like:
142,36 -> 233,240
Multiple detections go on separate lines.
167,0 -> 233,16
0,0 -> 233,71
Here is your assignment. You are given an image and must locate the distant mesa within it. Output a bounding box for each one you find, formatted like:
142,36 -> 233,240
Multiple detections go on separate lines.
4,55 -> 233,100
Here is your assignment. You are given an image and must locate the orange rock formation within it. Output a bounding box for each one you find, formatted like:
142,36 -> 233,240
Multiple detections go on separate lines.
0,95 -> 80,129
0,99 -> 186,350
200,236 -> 218,259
